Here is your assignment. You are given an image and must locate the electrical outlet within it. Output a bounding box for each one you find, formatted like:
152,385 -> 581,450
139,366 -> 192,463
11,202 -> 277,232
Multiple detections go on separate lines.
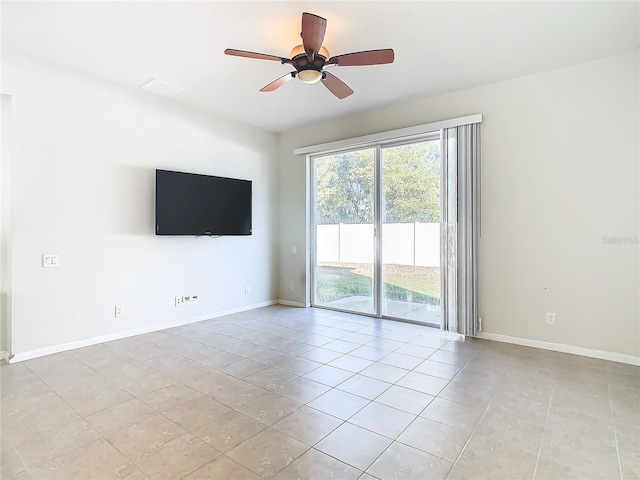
289,281 -> 294,290
245,286 -> 250,295
115,305 -> 124,317
546,312 -> 556,325
292,245 -> 297,254
175,296 -> 183,306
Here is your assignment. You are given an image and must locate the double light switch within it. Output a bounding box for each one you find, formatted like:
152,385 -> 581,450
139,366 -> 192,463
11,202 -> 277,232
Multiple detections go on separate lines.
42,254 -> 60,267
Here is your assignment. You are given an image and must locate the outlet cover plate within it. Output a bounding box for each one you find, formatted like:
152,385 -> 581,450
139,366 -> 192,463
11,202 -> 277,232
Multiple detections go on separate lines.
546,312 -> 556,325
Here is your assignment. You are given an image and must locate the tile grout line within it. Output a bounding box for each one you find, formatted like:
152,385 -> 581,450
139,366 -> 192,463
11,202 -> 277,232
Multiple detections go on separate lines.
236,322 -> 459,477
530,375 -> 556,480
323,348 -> 467,477
442,364 -> 510,479
3,434 -> 31,477
608,382 -> 625,480
202,325 -> 381,479
21,359 -> 147,476
32,342 -> 250,476
292,342 -> 459,477
356,351 -> 473,478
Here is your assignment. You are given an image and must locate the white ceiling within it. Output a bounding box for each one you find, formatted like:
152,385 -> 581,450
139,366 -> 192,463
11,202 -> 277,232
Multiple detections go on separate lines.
2,1 -> 639,133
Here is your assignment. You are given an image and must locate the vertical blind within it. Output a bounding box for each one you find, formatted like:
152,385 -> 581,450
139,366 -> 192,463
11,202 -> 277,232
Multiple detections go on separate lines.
441,122 -> 481,336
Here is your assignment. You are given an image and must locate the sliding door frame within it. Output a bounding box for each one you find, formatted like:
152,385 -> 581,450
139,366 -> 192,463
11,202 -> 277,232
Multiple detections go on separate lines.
309,132 -> 441,326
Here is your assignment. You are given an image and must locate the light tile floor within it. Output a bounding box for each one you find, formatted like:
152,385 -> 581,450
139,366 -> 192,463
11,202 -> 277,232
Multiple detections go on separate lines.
1,305 -> 639,480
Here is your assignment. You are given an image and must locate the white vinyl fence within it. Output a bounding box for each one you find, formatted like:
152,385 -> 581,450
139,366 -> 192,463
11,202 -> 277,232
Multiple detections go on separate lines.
317,223 -> 440,267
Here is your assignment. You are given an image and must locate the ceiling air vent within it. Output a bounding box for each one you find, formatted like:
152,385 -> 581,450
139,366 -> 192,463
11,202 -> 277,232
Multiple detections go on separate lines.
141,79 -> 185,97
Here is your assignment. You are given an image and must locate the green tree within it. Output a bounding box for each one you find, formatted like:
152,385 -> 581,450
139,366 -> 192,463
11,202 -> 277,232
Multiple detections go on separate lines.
316,149 -> 375,224
382,141 -> 440,223
315,140 -> 440,224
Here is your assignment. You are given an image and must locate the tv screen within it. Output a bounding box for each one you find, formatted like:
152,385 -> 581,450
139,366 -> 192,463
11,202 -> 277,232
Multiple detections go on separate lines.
155,169 -> 252,236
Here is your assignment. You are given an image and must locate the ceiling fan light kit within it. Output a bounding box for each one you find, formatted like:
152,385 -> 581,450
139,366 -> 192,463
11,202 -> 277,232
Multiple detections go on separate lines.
225,12 -> 394,98
297,70 -> 322,85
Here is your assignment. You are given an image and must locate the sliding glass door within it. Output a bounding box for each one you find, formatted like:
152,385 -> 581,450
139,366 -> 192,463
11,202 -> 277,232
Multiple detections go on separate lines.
312,136 -> 441,325
312,148 -> 376,315
380,140 -> 441,324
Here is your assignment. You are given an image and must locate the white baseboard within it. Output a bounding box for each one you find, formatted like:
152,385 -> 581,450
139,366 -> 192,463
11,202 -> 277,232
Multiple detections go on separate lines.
9,300 -> 278,364
278,299 -> 308,308
12,302 -> 637,367
477,332 -> 640,366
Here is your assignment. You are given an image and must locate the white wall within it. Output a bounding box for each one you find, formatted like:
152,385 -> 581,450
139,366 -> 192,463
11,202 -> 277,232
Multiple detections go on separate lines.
3,54 -> 279,356
278,51 -> 640,358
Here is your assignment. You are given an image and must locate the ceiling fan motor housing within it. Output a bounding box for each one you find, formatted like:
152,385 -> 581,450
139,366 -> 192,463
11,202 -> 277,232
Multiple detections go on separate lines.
291,51 -> 327,83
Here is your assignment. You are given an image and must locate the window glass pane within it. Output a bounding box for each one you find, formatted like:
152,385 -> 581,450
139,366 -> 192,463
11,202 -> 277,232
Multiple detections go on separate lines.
380,140 -> 441,324
313,148 -> 375,315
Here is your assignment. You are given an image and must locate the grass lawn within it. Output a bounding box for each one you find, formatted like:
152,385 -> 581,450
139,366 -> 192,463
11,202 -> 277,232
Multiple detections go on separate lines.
316,262 -> 440,305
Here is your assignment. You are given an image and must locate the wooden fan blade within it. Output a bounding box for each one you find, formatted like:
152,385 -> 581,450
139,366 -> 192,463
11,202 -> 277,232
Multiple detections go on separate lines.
321,72 -> 353,99
260,72 -> 296,92
301,12 -> 327,57
327,49 -> 395,67
225,49 -> 289,63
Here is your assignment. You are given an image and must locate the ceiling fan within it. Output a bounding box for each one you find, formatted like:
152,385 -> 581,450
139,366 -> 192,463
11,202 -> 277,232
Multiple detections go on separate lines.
224,12 -> 394,99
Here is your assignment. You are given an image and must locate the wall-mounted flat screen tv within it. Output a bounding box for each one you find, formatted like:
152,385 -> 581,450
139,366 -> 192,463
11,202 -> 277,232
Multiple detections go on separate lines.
155,169 -> 252,236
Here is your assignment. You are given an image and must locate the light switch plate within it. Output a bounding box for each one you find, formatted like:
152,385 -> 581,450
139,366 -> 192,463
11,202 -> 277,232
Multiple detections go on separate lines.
42,254 -> 60,268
